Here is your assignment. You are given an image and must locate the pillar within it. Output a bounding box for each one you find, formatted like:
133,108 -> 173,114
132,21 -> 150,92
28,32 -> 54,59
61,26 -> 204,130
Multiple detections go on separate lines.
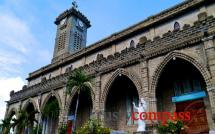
203,35 -> 215,132
93,74 -> 102,121
140,60 -> 158,129
58,87 -> 68,126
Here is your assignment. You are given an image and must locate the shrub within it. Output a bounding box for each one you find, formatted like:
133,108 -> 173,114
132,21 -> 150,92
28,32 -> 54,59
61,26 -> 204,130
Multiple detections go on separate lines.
77,119 -> 110,134
157,120 -> 187,134
58,124 -> 67,134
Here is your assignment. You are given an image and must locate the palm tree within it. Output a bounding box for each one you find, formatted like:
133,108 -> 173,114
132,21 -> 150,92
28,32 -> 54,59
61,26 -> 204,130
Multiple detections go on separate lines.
12,110 -> 38,134
0,118 -> 11,134
66,68 -> 93,133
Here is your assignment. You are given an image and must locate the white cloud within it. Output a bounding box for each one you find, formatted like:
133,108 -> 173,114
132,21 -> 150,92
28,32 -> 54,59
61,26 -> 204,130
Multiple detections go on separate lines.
0,12 -> 38,54
0,50 -> 26,76
0,1 -> 52,121
0,11 -> 37,76
0,4 -> 34,120
0,77 -> 25,120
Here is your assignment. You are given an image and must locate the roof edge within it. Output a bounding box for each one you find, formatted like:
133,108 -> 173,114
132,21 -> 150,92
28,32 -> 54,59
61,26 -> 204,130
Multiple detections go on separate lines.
27,0 -> 207,80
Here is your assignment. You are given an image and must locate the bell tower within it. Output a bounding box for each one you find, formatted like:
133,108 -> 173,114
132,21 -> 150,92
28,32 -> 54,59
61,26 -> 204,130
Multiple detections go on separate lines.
52,2 -> 91,62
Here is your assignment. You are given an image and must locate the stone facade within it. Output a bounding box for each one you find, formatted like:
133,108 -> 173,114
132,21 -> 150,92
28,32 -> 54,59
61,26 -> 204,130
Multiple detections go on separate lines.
4,0 -> 215,133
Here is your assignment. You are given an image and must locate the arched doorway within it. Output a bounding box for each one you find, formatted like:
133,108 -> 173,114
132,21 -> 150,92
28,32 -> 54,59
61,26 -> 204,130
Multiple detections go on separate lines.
42,96 -> 60,134
105,74 -> 139,131
68,89 -> 93,130
156,58 -> 210,133
23,102 -> 37,134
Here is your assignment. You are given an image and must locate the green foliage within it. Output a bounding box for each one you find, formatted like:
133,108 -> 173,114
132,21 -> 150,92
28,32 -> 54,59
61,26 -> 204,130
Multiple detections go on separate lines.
58,124 -> 67,134
66,68 -> 94,96
43,99 -> 59,118
77,119 -> 110,134
0,118 -> 12,134
157,120 -> 185,134
12,110 -> 38,134
66,68 -> 94,132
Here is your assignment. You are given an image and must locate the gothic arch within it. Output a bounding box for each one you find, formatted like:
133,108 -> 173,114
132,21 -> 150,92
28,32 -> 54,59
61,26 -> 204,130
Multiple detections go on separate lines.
101,68 -> 142,106
6,107 -> 18,118
65,86 -> 96,116
150,51 -> 212,94
22,98 -> 39,112
41,90 -> 62,112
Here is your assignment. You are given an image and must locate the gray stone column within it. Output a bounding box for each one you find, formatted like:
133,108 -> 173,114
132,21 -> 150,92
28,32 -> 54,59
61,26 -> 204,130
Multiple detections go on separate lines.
140,60 -> 149,98
203,36 -> 215,113
99,108 -> 105,126
140,60 -> 158,131
36,94 -> 42,134
203,35 -> 215,79
140,60 -> 158,112
206,88 -> 215,132
58,87 -> 68,125
92,75 -> 102,121
203,35 -> 215,132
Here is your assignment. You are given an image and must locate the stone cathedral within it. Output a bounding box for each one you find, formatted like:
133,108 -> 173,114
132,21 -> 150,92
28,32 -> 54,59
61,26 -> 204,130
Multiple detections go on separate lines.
4,0 -> 215,133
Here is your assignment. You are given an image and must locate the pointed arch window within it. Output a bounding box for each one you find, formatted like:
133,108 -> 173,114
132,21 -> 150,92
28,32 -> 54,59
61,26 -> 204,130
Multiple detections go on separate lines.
130,40 -> 135,47
174,22 -> 180,31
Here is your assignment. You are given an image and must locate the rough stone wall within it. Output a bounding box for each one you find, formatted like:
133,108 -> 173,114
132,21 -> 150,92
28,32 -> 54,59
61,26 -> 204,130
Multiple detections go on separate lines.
5,40 -> 215,133
5,2 -> 215,133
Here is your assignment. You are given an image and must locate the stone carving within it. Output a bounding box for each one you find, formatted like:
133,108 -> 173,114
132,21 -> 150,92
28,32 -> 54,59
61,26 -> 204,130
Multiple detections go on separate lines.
139,36 -> 147,44
41,77 -> 46,82
198,12 -> 207,21
22,85 -> 27,90
10,90 -> 15,97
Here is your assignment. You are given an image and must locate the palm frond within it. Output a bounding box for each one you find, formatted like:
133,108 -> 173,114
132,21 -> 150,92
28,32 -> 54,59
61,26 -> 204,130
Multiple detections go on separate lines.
11,109 -> 38,133
65,68 -> 94,132
0,118 -> 11,134
66,68 -> 94,95
43,99 -> 59,118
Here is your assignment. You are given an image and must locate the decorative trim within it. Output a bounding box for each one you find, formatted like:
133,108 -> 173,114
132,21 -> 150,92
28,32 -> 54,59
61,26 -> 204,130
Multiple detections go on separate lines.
55,7 -> 91,27
9,74 -> 66,104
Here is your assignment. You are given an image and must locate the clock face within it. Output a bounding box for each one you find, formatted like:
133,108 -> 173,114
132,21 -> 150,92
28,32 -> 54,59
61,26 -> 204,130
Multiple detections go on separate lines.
78,20 -> 84,28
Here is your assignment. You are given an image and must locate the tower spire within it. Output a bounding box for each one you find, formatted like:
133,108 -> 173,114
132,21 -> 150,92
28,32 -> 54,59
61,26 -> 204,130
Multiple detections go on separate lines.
72,0 -> 78,9
52,0 -> 91,63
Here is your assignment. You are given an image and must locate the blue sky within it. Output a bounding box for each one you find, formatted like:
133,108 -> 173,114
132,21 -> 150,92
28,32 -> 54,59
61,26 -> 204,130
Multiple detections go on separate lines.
0,0 -> 182,119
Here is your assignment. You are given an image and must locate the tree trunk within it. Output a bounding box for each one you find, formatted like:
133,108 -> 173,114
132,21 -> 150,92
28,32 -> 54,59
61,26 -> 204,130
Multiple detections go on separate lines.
73,93 -> 80,133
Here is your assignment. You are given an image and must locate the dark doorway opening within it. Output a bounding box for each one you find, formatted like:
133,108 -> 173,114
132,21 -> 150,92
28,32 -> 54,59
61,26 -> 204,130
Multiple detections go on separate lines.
105,75 -> 139,131
156,58 -> 209,133
69,89 -> 92,129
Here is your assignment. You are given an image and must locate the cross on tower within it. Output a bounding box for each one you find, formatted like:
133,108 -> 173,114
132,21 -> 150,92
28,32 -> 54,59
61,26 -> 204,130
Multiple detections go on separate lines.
72,0 -> 78,9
